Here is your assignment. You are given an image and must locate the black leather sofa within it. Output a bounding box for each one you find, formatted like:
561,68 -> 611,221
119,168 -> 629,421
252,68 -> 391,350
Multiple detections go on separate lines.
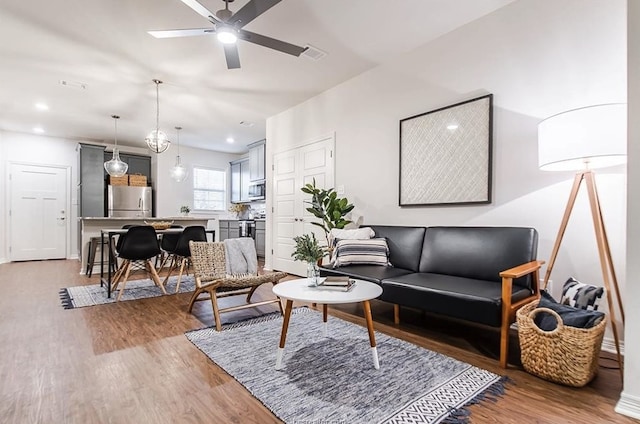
320,225 -> 544,368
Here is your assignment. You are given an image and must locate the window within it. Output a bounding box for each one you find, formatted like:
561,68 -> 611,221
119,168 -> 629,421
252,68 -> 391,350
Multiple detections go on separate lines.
193,167 -> 226,211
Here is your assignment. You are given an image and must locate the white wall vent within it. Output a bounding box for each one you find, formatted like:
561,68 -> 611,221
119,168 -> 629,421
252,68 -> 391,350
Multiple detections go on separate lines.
301,44 -> 327,61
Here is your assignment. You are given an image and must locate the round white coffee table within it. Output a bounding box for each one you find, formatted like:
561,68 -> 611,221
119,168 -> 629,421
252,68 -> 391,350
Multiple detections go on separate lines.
272,278 -> 383,370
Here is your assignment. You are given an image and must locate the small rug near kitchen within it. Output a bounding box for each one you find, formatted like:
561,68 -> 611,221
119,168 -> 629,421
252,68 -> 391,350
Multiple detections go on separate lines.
59,275 -> 195,309
186,307 -> 508,424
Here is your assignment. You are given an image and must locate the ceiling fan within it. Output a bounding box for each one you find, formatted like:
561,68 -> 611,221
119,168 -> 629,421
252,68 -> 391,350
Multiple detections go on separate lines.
148,0 -> 307,69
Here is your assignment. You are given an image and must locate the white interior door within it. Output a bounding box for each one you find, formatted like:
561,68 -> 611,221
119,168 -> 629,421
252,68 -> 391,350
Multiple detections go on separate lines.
10,163 -> 68,261
272,136 -> 334,276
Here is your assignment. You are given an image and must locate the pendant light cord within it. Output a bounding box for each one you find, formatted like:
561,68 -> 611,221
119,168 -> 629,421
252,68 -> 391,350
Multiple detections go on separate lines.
155,81 -> 160,133
175,126 -> 182,156
111,114 -> 120,147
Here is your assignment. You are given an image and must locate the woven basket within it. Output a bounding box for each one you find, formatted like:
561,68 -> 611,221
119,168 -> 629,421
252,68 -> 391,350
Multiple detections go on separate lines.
108,175 -> 129,186
129,174 -> 147,186
516,300 -> 606,387
144,220 -> 173,230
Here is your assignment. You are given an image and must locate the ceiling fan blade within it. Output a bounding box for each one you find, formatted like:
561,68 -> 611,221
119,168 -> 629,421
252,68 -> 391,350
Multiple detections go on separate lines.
238,29 -> 307,56
148,28 -> 215,38
227,0 -> 281,29
223,43 -> 241,69
180,0 -> 222,24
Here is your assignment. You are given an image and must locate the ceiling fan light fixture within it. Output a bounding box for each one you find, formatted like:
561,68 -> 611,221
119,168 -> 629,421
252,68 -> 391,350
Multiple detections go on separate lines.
145,79 -> 171,153
104,115 -> 129,177
217,25 -> 238,44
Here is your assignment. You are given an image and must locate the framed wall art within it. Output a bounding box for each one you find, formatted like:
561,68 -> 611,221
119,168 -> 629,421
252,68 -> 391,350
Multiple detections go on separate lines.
399,94 -> 493,206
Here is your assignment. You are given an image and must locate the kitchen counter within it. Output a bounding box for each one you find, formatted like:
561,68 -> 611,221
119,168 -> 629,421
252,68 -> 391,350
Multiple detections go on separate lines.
79,216 -> 214,275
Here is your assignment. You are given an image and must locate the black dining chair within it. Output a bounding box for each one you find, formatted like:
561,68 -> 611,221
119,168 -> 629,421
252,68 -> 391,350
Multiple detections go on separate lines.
156,225 -> 184,270
162,225 -> 208,293
111,225 -> 167,301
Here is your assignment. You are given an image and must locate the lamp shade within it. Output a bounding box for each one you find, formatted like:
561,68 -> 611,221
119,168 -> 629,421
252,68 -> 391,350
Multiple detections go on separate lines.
538,103 -> 627,171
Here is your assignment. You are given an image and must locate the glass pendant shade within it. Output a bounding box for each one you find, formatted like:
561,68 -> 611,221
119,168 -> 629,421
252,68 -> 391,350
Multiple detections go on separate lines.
145,79 -> 170,153
104,148 -> 128,177
104,115 -> 128,177
170,126 -> 188,182
170,156 -> 188,182
145,129 -> 171,153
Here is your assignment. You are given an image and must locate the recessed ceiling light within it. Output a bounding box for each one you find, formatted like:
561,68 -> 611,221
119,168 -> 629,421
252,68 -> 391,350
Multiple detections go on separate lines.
239,121 -> 254,127
447,124 -> 459,131
226,137 -> 235,143
33,127 -> 45,134
35,102 -> 49,111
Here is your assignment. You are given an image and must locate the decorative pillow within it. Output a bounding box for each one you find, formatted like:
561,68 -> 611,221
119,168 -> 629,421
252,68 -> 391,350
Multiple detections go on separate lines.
331,237 -> 390,268
560,277 -> 605,311
535,290 -> 605,331
328,227 -> 375,247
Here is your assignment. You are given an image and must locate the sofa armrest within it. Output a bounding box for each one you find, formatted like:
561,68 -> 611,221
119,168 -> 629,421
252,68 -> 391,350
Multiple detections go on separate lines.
498,259 -> 545,368
499,260 -> 545,279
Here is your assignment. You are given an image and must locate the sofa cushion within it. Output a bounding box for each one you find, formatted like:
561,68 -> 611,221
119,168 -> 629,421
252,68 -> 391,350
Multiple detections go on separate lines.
320,264 -> 413,285
365,225 -> 426,272
381,273 -> 534,327
419,226 -> 538,289
331,238 -> 391,267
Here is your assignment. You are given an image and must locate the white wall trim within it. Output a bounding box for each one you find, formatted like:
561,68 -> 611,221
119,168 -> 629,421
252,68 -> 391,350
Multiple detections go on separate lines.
602,336 -> 625,355
616,392 -> 640,419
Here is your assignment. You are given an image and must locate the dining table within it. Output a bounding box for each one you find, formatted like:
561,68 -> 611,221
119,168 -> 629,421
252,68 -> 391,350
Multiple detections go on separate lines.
99,227 -> 215,298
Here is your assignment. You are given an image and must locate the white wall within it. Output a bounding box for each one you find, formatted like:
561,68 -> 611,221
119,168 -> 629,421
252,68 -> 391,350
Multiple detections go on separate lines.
267,0 -> 626,338
616,0 -> 640,419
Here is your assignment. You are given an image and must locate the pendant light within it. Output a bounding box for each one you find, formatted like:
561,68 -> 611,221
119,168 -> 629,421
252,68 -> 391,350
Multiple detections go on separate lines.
145,79 -> 170,153
104,115 -> 128,177
169,126 -> 188,182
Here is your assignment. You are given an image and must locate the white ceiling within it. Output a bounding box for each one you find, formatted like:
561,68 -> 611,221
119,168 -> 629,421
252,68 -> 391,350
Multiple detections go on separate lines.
0,0 -> 514,153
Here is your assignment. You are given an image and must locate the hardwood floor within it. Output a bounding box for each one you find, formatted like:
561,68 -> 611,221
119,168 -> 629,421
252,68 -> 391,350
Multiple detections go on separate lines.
0,259 -> 635,423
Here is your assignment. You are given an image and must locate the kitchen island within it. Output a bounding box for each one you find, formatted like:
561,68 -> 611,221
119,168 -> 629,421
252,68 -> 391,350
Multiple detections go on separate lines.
79,216 -> 214,275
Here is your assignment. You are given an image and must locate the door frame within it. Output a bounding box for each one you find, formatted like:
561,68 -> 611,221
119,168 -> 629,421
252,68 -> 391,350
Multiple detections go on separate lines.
266,132 -> 335,272
7,161 -> 73,261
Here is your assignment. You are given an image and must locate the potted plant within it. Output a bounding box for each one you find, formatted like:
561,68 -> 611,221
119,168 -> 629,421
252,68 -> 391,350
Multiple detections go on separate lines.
301,179 -> 355,249
291,233 -> 327,285
180,205 -> 191,216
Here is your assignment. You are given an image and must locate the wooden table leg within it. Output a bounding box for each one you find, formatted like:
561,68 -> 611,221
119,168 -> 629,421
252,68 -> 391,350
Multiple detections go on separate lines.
275,299 -> 294,369
322,303 -> 328,337
363,300 -> 379,369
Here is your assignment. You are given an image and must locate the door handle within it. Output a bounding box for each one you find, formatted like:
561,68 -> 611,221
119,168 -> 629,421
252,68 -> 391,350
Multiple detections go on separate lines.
57,217 -> 66,221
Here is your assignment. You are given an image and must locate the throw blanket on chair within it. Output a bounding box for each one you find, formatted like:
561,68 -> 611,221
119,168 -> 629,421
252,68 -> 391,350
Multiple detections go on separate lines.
223,238 -> 258,276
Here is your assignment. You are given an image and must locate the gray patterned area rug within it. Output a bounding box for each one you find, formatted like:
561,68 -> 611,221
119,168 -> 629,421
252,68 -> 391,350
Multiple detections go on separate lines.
186,307 -> 508,424
59,275 -> 195,309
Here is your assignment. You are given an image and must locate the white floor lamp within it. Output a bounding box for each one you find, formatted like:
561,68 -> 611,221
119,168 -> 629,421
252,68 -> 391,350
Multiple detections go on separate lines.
538,103 -> 626,380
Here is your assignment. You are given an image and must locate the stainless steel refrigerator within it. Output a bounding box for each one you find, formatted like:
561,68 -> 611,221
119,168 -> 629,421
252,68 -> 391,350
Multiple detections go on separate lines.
107,185 -> 153,217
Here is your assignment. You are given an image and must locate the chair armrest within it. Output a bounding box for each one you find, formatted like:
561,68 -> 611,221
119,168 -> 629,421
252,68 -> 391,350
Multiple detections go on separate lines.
500,260 -> 545,279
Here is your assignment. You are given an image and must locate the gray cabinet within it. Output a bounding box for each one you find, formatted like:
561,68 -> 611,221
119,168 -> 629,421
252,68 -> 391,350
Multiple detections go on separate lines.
230,158 -> 250,203
255,220 -> 265,257
248,140 -> 265,182
219,220 -> 239,241
79,143 -> 106,217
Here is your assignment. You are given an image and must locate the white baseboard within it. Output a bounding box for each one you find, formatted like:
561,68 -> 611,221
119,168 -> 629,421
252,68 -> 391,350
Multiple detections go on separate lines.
616,392 -> 640,419
0,257 -> 7,264
601,336 -> 625,355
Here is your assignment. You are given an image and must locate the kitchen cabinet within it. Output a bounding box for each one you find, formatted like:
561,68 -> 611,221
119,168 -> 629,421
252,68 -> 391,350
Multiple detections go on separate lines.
230,158 -> 250,203
79,143 -> 106,217
219,219 -> 239,241
248,139 -> 265,182
255,220 -> 266,257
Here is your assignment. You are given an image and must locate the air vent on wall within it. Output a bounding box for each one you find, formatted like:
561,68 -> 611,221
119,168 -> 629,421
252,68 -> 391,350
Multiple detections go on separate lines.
301,44 -> 327,61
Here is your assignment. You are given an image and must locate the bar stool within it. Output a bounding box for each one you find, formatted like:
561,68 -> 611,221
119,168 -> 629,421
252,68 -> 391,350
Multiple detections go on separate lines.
86,236 -> 117,277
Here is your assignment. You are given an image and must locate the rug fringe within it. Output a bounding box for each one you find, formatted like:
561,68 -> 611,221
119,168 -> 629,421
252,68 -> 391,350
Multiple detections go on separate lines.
441,376 -> 511,424
58,288 -> 74,309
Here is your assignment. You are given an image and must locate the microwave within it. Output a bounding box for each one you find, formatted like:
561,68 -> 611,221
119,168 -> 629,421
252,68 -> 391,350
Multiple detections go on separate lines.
248,181 -> 265,200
